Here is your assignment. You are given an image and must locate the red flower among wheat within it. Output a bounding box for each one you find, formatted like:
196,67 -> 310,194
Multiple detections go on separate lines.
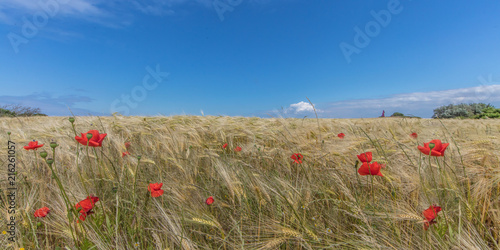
291,153 -> 303,164
418,139 -> 449,157
357,152 -> 372,163
75,195 -> 99,222
148,183 -> 164,197
206,196 -> 214,205
34,207 -> 50,218
75,130 -> 107,147
422,205 -> 441,230
24,140 -> 44,150
358,162 -> 383,176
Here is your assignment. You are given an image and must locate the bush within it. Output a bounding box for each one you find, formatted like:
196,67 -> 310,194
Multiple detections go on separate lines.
474,107 -> 500,119
391,112 -> 405,117
432,103 -> 493,119
388,112 -> 421,118
0,104 -> 47,117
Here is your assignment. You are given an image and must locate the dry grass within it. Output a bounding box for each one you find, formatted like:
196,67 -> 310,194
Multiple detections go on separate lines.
0,115 -> 499,249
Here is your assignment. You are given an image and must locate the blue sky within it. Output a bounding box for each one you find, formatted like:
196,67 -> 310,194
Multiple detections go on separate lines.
1,0 -> 500,118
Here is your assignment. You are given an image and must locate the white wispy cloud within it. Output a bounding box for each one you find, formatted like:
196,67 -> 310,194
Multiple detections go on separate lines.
0,0 -> 104,23
0,92 -> 103,116
321,84 -> 500,118
130,0 -> 213,15
0,0 -> 217,25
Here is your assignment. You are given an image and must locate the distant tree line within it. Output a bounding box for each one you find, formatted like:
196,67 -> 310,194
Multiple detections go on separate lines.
432,103 -> 499,119
389,112 -> 421,118
0,104 -> 47,117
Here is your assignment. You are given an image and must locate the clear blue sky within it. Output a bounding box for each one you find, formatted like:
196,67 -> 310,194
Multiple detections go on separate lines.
1,0 -> 500,118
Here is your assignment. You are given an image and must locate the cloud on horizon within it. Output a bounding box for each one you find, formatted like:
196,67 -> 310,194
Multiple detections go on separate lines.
285,101 -> 322,114
3,84 -> 500,118
273,84 -> 500,119
0,92 -> 105,116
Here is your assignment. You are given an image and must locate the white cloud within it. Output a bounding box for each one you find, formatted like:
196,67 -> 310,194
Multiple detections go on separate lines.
286,101 -> 321,114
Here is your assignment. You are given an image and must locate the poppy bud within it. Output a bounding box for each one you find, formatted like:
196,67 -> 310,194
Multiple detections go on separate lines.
69,117 -> 75,123
36,222 -> 42,228
40,151 -> 48,158
86,133 -> 93,139
50,142 -> 58,148
137,155 -> 142,160
429,143 -> 435,150
7,131 -> 11,135
46,158 -> 54,165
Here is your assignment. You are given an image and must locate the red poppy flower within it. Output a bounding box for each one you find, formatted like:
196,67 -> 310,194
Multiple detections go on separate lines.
234,146 -> 242,152
125,142 -> 131,149
34,207 -> 50,218
122,151 -> 131,157
358,162 -> 383,176
148,183 -> 164,197
75,195 -> 99,222
291,153 -> 303,164
410,133 -> 418,139
24,140 -> 44,150
338,133 -> 345,139
206,196 -> 214,205
222,143 -> 228,149
357,152 -> 372,163
422,205 -> 441,230
75,130 -> 107,147
418,139 -> 449,157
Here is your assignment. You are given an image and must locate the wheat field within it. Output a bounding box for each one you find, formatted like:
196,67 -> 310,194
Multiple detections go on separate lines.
1,115 -> 499,249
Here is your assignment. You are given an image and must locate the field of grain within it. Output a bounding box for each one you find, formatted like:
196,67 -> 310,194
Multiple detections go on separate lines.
1,116 -> 499,249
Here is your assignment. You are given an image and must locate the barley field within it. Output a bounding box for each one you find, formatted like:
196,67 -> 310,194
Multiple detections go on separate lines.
1,115 -> 499,249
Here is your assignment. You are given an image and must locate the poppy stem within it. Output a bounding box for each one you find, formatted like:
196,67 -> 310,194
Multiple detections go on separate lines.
46,162 -> 79,248
33,150 -> 39,172
45,221 -> 49,249
27,210 -> 40,249
354,160 -> 361,197
133,157 -> 142,208
428,153 -> 439,196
